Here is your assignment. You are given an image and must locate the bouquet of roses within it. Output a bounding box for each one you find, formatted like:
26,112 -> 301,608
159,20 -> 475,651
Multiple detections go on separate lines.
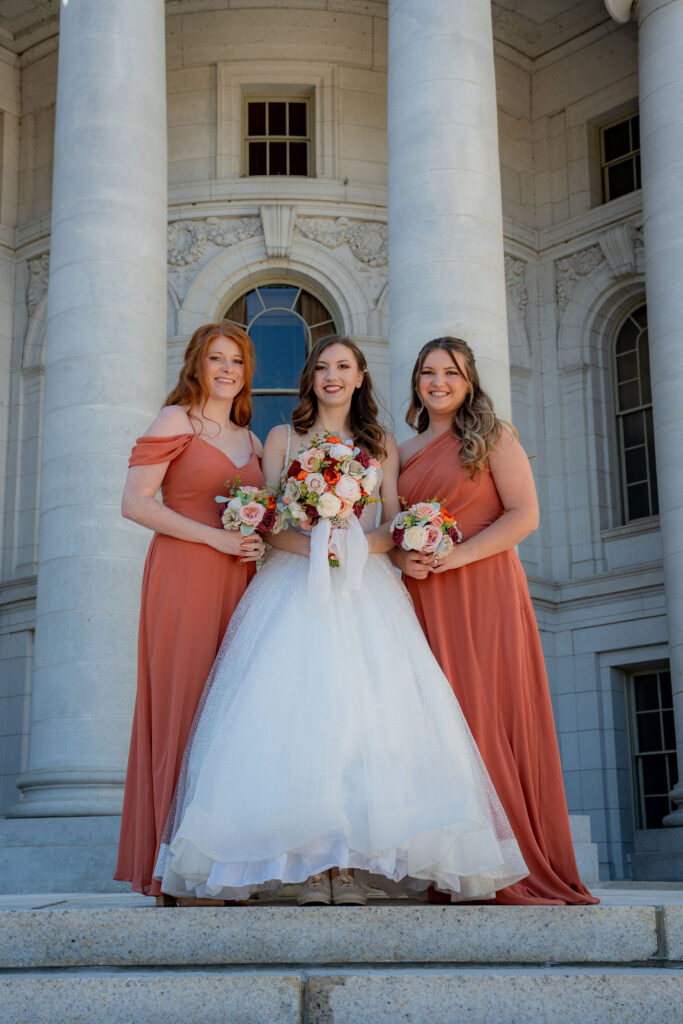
215,482 -> 284,536
281,433 -> 380,530
390,500 -> 462,561
281,433 -> 380,571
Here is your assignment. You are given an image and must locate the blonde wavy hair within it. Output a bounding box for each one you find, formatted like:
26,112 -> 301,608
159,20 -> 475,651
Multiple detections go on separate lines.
406,337 -> 515,477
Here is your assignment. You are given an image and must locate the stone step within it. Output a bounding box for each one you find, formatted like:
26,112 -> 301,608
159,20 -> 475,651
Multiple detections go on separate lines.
2,968 -> 682,1024
3,902 -> 682,969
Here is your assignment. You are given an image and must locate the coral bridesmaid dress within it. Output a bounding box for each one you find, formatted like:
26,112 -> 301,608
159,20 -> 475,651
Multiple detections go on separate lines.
398,431 -> 597,905
114,431 -> 264,895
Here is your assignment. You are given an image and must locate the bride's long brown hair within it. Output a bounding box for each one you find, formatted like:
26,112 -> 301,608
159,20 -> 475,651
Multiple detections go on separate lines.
406,337 -> 515,477
292,335 -> 387,460
164,321 -> 255,429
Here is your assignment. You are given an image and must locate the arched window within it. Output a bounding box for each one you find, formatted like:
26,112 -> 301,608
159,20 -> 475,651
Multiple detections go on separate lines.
613,305 -> 659,522
224,284 -> 337,439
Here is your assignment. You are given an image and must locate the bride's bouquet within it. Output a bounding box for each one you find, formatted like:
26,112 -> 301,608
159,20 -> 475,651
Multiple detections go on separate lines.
281,434 -> 379,530
215,483 -> 284,536
282,434 -> 379,600
391,501 -> 462,562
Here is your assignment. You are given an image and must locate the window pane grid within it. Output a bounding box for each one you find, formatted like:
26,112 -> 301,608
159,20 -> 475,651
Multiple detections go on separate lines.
245,98 -> 311,177
629,670 -> 678,829
601,112 -> 640,203
613,306 -> 659,522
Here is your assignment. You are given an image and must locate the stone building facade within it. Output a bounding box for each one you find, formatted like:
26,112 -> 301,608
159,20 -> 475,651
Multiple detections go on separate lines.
1,0 -> 682,889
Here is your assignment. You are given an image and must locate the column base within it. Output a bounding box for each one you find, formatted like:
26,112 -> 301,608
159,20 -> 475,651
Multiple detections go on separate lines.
630,828 -> 683,881
6,769 -> 125,818
0,816 -> 125,894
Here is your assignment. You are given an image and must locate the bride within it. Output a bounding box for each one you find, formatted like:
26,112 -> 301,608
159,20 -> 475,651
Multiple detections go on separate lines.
155,335 -> 527,905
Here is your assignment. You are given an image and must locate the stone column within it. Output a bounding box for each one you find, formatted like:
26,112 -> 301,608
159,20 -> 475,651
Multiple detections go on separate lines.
9,0 -> 167,816
606,0 -> 683,825
387,0 -> 511,432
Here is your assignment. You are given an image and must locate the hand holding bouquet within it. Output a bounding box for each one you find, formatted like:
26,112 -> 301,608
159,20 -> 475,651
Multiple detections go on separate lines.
391,501 -> 462,562
215,483 -> 284,536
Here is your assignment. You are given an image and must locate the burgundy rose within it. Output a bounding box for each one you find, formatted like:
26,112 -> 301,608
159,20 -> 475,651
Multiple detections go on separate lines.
305,503 -> 318,519
259,508 -> 275,532
353,503 -> 363,519
355,449 -> 371,468
288,459 -> 302,477
448,526 -> 461,541
392,527 -> 405,548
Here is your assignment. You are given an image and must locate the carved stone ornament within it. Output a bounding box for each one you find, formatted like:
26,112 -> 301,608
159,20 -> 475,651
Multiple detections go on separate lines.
295,217 -> 388,267
598,222 -> 639,278
555,245 -> 605,311
27,254 -> 50,318
167,217 -> 262,267
261,205 -> 296,258
504,255 -> 528,312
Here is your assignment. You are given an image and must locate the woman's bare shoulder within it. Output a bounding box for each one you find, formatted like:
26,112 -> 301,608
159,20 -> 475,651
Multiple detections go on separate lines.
143,405 -> 192,438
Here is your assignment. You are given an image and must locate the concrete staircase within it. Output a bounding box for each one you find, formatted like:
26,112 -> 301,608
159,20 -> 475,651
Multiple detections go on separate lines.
2,894 -> 682,1023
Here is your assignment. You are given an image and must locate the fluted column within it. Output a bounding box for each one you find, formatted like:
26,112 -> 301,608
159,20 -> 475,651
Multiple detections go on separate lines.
9,0 -> 167,816
387,0 -> 511,431
606,0 -> 683,824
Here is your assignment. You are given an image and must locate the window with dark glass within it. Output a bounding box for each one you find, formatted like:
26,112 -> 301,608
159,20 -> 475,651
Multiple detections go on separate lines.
601,112 -> 641,202
613,305 -> 658,522
245,98 -> 311,177
629,669 -> 677,829
224,284 -> 336,438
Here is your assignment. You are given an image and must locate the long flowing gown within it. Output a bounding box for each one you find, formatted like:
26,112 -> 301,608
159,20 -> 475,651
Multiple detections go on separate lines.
398,430 -> 598,905
114,431 -> 264,895
155,453 -> 528,902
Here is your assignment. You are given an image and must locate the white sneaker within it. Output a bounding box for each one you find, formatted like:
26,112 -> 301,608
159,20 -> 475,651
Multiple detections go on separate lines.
331,871 -> 366,905
297,873 -> 332,905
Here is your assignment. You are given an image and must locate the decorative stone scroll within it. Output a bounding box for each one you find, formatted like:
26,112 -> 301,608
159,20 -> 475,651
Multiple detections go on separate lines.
555,245 -> 605,311
261,205 -> 296,258
295,217 -> 388,267
504,255 -> 528,312
27,254 -> 50,318
167,217 -> 262,267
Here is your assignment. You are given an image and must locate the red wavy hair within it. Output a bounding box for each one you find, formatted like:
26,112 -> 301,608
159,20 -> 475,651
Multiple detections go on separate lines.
164,321 -> 255,428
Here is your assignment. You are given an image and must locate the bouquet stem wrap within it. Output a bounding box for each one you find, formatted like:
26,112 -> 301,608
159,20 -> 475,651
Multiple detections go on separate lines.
308,515 -> 368,607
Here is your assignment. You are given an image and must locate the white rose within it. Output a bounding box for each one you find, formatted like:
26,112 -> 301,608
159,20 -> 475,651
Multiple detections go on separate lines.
335,474 -> 361,503
390,511 -> 411,532
404,525 -> 428,551
342,459 -> 365,480
288,501 -> 308,521
318,491 -> 342,518
284,477 -> 301,502
329,442 -> 353,461
363,467 -> 379,493
305,472 -> 326,494
228,496 -> 243,513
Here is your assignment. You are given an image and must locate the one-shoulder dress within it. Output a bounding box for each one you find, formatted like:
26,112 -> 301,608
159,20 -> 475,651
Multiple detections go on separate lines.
114,431 -> 264,895
398,431 -> 597,905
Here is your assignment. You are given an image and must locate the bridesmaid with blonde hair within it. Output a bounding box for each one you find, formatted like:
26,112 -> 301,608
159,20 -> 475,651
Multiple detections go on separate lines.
115,321 -> 265,903
395,336 -> 597,905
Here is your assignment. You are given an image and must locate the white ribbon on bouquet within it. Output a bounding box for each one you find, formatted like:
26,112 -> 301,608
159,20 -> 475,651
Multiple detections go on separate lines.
308,514 -> 369,607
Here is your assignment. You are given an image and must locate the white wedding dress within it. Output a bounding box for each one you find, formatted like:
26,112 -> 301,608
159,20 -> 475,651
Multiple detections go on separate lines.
155,452 -> 527,901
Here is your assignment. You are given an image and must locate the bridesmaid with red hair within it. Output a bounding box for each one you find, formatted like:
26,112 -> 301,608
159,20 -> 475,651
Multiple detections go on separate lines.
395,336 -> 597,905
114,322 -> 265,902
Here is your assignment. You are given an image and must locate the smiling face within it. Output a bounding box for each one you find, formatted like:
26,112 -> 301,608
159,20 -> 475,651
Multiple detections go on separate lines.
417,346 -> 471,418
312,342 -> 364,410
201,335 -> 246,402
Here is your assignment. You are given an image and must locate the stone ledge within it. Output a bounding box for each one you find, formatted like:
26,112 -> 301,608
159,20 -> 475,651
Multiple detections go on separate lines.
2,904 -> 665,969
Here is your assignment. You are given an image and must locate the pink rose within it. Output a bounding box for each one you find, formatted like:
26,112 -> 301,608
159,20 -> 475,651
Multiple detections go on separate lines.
305,472 -> 326,494
337,499 -> 354,520
422,523 -> 443,553
239,501 -> 266,526
299,447 -> 325,472
431,515 -> 443,528
335,474 -> 361,503
414,502 -> 440,521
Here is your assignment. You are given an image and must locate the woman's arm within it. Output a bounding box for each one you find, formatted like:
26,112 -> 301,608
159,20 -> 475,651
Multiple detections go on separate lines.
261,425 -> 311,557
429,428 -> 539,574
365,433 -> 400,555
121,406 -> 263,560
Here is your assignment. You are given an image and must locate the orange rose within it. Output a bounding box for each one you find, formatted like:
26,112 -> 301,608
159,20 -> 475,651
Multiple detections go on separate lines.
326,435 -> 342,444
297,470 -> 307,480
442,510 -> 455,523
324,467 -> 341,485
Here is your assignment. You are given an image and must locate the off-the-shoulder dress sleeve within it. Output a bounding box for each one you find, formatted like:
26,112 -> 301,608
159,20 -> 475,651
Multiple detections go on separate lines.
128,434 -> 194,467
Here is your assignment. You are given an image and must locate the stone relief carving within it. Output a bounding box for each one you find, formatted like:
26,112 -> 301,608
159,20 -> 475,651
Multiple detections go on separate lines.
167,217 -> 262,267
295,217 -> 388,267
27,254 -> 50,318
598,222 -> 641,278
504,256 -> 528,312
555,244 -> 605,311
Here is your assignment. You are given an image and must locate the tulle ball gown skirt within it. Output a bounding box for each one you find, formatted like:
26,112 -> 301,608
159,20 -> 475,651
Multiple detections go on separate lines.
155,549 -> 528,900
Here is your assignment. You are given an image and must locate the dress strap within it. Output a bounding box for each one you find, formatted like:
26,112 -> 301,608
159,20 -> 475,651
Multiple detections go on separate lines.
248,429 -> 256,454
285,424 -> 292,465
